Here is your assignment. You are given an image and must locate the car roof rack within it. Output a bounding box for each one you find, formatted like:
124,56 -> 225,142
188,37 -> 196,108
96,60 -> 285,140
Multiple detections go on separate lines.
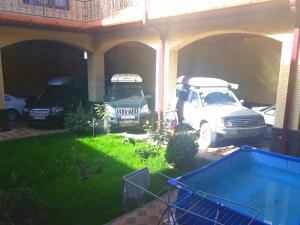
177,76 -> 239,89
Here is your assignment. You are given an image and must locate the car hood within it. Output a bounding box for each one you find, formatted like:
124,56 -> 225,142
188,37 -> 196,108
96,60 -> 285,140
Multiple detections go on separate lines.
27,100 -> 63,108
203,105 -> 262,119
109,98 -> 147,108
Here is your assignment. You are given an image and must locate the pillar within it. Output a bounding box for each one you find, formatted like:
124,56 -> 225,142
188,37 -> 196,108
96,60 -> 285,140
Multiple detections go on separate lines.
0,49 -> 4,110
271,32 -> 300,155
164,47 -> 178,109
273,33 -> 294,129
87,50 -> 105,102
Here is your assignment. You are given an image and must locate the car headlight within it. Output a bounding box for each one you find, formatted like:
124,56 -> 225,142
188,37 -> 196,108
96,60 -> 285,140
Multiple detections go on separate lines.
51,106 -> 63,113
141,104 -> 149,113
215,118 -> 225,127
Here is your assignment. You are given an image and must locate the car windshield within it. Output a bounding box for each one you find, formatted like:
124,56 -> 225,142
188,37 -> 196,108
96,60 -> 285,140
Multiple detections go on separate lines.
111,84 -> 144,101
37,86 -> 67,103
200,91 -> 239,106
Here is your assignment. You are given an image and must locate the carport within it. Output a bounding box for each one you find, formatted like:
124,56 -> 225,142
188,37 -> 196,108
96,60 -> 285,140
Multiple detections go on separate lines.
177,33 -> 281,107
104,41 -> 156,110
1,40 -> 88,120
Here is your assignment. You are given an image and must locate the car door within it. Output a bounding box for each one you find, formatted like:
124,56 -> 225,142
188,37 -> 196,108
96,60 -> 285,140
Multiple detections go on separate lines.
183,90 -> 201,129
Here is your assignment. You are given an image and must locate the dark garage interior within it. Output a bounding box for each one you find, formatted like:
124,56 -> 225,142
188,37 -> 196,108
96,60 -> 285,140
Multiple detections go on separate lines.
2,40 -> 88,100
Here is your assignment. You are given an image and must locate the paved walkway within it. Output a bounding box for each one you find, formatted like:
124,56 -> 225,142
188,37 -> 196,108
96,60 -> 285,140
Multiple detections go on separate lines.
0,127 -> 65,141
106,200 -> 167,225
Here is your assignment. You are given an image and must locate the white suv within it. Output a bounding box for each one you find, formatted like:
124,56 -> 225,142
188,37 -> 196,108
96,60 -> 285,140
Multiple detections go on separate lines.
176,76 -> 266,148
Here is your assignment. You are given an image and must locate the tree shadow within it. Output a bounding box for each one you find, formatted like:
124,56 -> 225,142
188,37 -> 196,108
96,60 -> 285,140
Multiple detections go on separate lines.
0,133 -> 211,225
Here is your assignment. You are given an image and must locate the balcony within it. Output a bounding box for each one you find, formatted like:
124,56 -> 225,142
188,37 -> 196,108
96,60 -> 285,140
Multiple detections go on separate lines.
0,0 -> 286,30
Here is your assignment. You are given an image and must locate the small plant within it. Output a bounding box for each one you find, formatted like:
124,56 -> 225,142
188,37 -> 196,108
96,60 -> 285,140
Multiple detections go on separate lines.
122,137 -> 136,145
165,134 -> 198,169
134,146 -> 151,160
94,103 -> 111,134
76,158 -> 103,181
65,102 -> 93,135
88,118 -> 98,137
144,119 -> 171,148
0,184 -> 47,225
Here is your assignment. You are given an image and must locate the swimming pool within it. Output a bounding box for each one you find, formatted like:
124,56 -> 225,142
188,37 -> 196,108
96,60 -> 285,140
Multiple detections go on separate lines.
175,147 -> 300,225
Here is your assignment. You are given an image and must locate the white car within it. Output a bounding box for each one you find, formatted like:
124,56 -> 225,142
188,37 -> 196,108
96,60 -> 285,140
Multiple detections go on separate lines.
252,105 -> 275,126
4,94 -> 26,121
252,105 -> 275,138
176,76 -> 266,148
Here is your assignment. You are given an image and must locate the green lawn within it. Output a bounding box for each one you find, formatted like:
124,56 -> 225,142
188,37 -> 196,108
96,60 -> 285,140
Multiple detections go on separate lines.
0,133 -> 210,225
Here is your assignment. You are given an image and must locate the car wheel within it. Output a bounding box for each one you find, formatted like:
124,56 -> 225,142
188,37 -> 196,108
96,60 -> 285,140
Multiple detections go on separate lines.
198,122 -> 216,149
7,109 -> 18,121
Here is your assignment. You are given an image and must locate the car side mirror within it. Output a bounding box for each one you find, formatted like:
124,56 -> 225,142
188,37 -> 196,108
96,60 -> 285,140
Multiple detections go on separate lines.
240,100 -> 245,105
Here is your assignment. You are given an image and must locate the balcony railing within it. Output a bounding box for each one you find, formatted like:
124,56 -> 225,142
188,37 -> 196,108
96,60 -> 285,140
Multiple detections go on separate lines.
85,0 -> 143,22
0,0 -> 143,22
0,0 -> 281,25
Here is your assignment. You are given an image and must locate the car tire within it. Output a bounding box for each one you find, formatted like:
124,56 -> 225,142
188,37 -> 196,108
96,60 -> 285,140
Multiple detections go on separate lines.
198,122 -> 217,149
7,109 -> 18,121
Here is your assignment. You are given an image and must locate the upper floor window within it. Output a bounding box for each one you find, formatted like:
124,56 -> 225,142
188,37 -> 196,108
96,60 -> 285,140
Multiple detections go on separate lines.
23,0 -> 69,10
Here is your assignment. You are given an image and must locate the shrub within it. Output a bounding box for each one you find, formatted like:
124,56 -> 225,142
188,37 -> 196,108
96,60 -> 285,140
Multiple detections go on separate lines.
94,103 -> 111,134
0,184 -> 47,225
165,134 -> 198,168
65,102 -> 93,135
144,119 -> 171,148
134,146 -> 151,160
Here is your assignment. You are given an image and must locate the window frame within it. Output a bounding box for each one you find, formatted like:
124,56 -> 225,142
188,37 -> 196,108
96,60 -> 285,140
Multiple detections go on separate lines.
188,90 -> 200,107
23,0 -> 69,10
264,107 -> 276,116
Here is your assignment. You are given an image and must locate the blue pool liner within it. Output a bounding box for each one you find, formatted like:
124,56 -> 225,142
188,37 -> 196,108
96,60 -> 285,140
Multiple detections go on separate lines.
168,146 -> 300,225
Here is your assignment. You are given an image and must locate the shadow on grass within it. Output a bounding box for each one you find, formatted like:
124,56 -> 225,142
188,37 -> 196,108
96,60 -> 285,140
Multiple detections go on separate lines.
0,133 -> 211,225
0,133 -> 138,225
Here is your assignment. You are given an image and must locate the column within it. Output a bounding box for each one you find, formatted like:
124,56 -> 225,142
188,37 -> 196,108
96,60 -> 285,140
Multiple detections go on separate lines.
0,49 -> 4,110
87,50 -> 105,102
164,47 -> 178,109
273,33 -> 294,129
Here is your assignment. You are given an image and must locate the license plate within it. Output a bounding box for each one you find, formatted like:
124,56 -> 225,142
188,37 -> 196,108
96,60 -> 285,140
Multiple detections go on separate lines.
32,115 -> 46,120
238,129 -> 257,136
121,115 -> 135,120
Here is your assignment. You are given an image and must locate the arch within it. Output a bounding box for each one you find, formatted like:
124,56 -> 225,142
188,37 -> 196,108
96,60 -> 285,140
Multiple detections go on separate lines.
0,38 -> 89,52
102,40 -> 156,53
170,30 -> 282,51
104,41 -> 156,110
1,39 -> 89,98
176,31 -> 282,105
0,25 -> 94,52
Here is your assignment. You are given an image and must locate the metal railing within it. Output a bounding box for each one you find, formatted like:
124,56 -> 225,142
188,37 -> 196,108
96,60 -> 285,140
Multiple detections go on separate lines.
0,0 -> 278,24
123,167 -> 262,225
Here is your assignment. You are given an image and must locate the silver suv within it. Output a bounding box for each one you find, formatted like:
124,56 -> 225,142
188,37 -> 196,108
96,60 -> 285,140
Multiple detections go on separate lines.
105,74 -> 150,128
176,76 -> 266,148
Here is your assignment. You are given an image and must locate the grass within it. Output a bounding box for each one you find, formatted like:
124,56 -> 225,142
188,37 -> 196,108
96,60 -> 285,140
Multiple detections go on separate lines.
0,133 -> 210,225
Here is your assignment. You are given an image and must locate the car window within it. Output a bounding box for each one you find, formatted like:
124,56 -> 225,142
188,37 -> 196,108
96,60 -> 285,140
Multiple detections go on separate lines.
111,84 -> 144,101
37,86 -> 68,103
188,91 -> 199,106
265,108 -> 275,116
5,95 -> 11,102
201,91 -> 238,106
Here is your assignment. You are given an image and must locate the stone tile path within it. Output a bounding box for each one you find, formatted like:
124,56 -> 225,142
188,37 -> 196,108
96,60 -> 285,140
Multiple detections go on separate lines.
0,127 -> 65,141
105,200 -> 169,225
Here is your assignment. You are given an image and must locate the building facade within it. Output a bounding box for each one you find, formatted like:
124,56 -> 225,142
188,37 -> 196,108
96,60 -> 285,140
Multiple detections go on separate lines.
0,0 -> 300,154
